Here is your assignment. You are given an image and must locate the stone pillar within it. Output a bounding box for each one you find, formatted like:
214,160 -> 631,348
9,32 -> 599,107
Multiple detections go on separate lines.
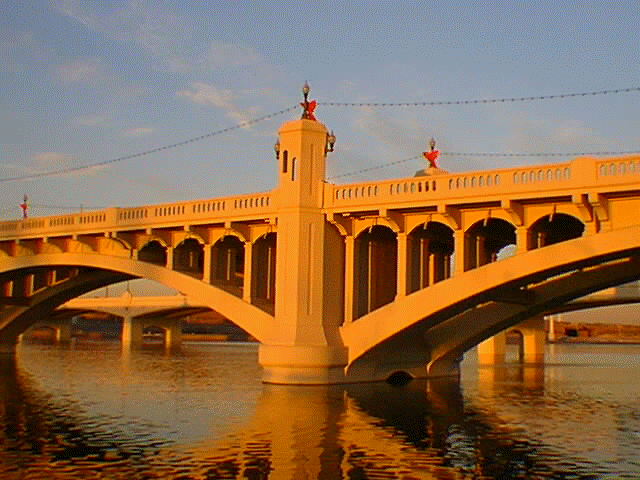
396,232 -> 408,298
166,248 -> 174,271
259,118 -> 347,384
54,323 -> 72,344
121,314 -> 143,348
243,241 -> 253,303
202,244 -> 213,284
516,226 -> 528,254
163,321 -> 182,351
453,230 -> 465,275
477,332 -> 507,365
519,316 -> 546,364
344,236 -> 355,324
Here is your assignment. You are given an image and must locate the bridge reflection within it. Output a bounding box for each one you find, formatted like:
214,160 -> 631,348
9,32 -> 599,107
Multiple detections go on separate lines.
2,342 -> 636,479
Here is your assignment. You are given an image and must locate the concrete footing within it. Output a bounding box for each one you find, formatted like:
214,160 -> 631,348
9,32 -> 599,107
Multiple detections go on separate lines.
258,344 -> 349,384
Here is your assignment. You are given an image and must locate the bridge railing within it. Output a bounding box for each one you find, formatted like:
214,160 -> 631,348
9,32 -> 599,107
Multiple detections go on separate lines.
325,155 -> 640,208
0,192 -> 273,240
595,158 -> 640,183
326,160 -> 575,207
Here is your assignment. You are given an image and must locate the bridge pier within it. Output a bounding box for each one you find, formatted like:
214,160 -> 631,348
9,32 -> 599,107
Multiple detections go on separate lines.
477,316 -> 546,364
121,314 -> 181,350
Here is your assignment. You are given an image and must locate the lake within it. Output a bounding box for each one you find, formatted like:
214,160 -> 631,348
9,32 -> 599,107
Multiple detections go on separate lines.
1,339 -> 639,479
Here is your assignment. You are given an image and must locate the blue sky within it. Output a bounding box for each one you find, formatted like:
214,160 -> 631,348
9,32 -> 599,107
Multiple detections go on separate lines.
1,0 -> 639,220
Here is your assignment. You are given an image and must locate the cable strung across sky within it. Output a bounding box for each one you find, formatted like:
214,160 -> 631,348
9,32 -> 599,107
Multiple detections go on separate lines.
1,87 -> 638,183
320,87 -> 640,107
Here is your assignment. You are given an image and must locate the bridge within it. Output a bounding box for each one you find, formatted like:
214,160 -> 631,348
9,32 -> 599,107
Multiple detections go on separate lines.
2,110 -> 640,384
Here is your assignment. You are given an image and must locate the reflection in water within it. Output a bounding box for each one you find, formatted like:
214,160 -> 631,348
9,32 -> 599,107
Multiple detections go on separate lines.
0,341 -> 639,478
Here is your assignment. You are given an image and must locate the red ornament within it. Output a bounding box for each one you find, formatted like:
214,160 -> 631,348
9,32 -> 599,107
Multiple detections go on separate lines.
301,99 -> 317,121
423,149 -> 440,169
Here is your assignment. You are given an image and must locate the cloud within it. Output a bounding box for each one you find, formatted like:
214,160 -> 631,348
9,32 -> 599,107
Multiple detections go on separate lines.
0,30 -> 52,72
3,152 -> 112,179
53,57 -> 147,99
177,83 -> 260,124
55,58 -> 103,83
72,114 -> 111,126
52,1 -> 280,82
122,127 -> 154,137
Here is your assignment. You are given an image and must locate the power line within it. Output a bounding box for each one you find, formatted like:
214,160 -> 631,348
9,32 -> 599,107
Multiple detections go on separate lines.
0,106 -> 298,183
321,87 -> 640,107
327,150 -> 640,180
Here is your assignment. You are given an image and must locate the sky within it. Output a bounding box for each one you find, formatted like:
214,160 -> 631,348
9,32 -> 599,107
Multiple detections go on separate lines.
1,0 -> 639,221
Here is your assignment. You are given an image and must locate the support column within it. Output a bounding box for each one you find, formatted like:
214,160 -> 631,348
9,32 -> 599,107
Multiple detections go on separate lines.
202,244 -> 213,284
243,241 -> 253,303
344,236 -> 355,324
258,117 -> 347,384
121,314 -> 143,349
519,316 -> 546,364
163,321 -> 182,351
54,323 -> 72,344
396,232 -> 407,299
166,248 -> 174,270
516,226 -> 528,254
477,332 -> 507,365
428,253 -> 436,286
453,230 -> 465,275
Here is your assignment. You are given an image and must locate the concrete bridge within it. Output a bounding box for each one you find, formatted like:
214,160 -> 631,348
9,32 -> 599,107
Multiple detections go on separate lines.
2,111 -> 640,384
29,293 -> 210,348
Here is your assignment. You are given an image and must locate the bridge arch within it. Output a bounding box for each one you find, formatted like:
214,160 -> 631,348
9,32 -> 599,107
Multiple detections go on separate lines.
0,253 -> 274,348
465,218 -> 516,270
212,235 -> 245,296
407,221 -> 453,293
354,225 -> 397,319
341,225 -> 640,382
528,213 -> 584,249
252,232 -> 276,313
138,239 -> 167,266
173,238 -> 204,278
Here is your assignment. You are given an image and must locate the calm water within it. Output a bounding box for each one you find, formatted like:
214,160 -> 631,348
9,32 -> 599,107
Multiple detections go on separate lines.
1,339 -> 639,479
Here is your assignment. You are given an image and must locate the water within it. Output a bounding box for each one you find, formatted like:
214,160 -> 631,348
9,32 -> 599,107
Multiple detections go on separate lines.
1,340 -> 639,479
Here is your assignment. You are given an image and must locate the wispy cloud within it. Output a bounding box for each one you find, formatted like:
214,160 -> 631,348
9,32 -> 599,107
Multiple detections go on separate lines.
53,1 -> 281,83
53,57 -> 147,99
72,114 -> 111,126
122,127 -> 154,137
177,83 -> 261,124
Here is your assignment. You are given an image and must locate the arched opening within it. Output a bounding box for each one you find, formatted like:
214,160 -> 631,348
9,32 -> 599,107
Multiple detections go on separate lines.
408,222 -> 454,293
465,218 -> 516,270
138,240 -> 167,266
252,233 -> 276,314
173,238 -> 204,278
528,213 -> 585,249
355,225 -> 397,319
386,370 -> 413,386
212,236 -> 244,297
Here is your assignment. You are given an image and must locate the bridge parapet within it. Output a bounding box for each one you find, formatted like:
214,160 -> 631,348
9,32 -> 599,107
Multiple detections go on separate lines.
326,155 -> 640,211
0,192 -> 274,241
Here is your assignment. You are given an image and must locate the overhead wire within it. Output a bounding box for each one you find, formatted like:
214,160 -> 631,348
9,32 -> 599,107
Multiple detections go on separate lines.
1,86 -> 638,183
0,105 -> 298,183
321,87 -> 640,107
327,150 -> 640,180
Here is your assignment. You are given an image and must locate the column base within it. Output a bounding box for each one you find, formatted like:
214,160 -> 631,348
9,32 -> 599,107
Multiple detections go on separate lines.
259,344 -> 348,385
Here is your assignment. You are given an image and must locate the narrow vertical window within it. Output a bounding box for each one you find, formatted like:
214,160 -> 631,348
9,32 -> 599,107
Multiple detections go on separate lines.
282,150 -> 288,173
291,157 -> 297,181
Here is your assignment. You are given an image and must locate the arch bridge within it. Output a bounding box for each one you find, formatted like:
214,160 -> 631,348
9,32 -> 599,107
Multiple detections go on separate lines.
1,117 -> 640,384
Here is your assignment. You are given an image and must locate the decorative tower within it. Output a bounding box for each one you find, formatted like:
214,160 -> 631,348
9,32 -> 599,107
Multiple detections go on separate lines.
259,84 -> 347,384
